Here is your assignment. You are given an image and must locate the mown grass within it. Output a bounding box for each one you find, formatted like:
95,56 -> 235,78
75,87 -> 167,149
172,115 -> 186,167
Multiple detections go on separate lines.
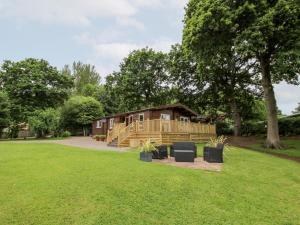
0,142 -> 299,225
250,138 -> 300,158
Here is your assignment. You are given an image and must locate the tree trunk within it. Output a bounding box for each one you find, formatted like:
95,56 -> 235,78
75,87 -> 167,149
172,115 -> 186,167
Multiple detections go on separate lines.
260,57 -> 281,149
230,100 -> 241,136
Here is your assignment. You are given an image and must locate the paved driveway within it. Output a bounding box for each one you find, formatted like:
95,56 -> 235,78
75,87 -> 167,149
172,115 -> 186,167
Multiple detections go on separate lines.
50,137 -> 129,151
5,137 -> 129,152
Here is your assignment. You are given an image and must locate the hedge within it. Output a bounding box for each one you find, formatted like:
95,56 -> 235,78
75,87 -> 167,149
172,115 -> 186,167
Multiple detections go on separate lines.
217,115 -> 300,136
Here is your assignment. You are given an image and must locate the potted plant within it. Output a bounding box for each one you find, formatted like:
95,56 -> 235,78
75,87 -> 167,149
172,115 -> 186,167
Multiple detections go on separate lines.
203,136 -> 228,163
139,139 -> 157,162
94,135 -> 106,141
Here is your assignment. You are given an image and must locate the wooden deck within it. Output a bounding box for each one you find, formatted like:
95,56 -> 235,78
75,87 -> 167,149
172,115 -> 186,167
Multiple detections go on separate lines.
107,119 -> 216,147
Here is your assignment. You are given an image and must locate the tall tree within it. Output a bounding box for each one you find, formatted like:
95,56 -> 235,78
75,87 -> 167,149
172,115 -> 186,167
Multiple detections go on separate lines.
167,44 -> 203,112
60,96 -> 104,136
105,48 -> 171,112
28,108 -> 60,138
183,0 -> 300,148
63,61 -> 101,95
0,58 -> 73,123
0,91 -> 10,136
168,44 -> 259,136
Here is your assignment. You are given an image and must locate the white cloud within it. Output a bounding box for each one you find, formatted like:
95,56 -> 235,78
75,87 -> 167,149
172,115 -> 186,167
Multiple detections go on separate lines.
95,42 -> 141,60
75,31 -> 175,58
0,0 -> 137,27
74,31 -> 176,75
0,0 -> 187,28
274,82 -> 300,115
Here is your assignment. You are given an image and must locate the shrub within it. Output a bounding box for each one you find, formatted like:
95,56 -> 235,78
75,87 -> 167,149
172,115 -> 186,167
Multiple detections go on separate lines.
216,121 -> 233,136
139,139 -> 157,152
28,108 -> 60,138
60,96 -> 104,136
61,131 -> 71,138
241,115 -> 300,136
241,121 -> 266,136
278,116 -> 300,136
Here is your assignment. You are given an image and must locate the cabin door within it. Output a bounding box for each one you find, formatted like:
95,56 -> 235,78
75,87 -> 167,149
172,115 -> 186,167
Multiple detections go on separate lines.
161,113 -> 171,132
126,115 -> 134,126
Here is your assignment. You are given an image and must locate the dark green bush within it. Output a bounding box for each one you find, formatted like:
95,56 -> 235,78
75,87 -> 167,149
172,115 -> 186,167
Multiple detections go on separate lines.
61,131 -> 71,138
241,121 -> 266,136
241,115 -> 300,136
278,117 -> 300,136
216,121 -> 233,136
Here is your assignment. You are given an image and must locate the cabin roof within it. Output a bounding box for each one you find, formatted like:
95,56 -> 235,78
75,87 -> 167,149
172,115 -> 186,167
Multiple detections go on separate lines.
96,103 -> 199,120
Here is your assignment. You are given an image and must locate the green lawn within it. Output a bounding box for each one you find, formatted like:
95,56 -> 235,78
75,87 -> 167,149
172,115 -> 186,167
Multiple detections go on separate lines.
250,139 -> 300,158
0,143 -> 300,225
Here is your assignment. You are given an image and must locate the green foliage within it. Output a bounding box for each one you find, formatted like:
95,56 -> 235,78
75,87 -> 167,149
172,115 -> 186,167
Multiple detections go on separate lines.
63,61 -> 101,95
61,96 -> 104,135
0,92 -> 10,134
216,121 -> 234,136
241,121 -> 267,136
244,100 -> 267,121
241,116 -> 300,136
139,139 -> 157,153
0,58 -> 73,123
61,131 -> 71,138
105,48 -> 171,113
28,108 -> 60,138
167,44 -> 202,112
183,0 -> 300,146
278,116 -> 300,136
292,102 -> 300,114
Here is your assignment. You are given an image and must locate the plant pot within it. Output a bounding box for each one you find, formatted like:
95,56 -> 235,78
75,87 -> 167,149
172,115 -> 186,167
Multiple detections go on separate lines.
100,137 -> 105,141
96,138 -> 100,141
203,146 -> 223,163
140,152 -> 153,162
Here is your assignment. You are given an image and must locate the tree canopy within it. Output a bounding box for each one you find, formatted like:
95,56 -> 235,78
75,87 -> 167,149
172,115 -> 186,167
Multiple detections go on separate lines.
60,96 -> 104,136
0,92 -> 10,135
63,61 -> 101,95
183,0 -> 300,148
28,108 -> 60,138
104,48 -> 171,113
0,58 -> 73,123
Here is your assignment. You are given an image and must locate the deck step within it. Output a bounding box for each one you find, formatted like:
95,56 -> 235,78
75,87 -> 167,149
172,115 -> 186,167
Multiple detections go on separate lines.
107,138 -> 118,147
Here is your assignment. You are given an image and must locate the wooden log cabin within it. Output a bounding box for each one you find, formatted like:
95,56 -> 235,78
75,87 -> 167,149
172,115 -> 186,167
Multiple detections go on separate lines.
92,103 -> 216,147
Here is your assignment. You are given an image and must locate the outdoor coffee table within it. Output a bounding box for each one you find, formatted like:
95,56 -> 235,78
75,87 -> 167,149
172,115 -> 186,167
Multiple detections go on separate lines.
174,150 -> 195,162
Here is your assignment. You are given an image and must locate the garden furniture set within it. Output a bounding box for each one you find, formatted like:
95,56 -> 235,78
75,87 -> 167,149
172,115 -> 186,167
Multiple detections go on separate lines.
147,141 -> 224,163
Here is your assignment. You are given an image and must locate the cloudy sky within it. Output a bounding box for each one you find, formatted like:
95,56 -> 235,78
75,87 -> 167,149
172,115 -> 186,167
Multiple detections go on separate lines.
0,0 -> 299,114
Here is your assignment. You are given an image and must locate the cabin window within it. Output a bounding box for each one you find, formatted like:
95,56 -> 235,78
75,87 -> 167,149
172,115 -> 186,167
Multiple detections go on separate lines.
161,114 -> 171,120
109,118 -> 114,129
96,120 -> 102,128
139,113 -> 144,122
180,116 -> 189,123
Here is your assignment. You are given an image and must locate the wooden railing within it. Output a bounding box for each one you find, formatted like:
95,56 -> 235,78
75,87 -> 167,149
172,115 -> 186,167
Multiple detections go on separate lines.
107,119 -> 216,144
107,123 -> 125,142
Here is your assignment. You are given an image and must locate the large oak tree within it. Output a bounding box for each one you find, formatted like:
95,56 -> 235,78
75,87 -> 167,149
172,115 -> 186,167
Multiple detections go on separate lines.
183,0 -> 300,148
104,48 -> 171,113
0,58 -> 73,123
168,44 -> 259,136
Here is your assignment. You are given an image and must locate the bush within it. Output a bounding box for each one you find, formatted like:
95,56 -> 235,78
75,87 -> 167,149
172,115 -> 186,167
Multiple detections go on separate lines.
61,131 -> 71,138
241,115 -> 300,136
28,108 -> 60,138
216,121 -> 233,136
60,96 -> 104,136
241,121 -> 266,136
278,116 -> 300,136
